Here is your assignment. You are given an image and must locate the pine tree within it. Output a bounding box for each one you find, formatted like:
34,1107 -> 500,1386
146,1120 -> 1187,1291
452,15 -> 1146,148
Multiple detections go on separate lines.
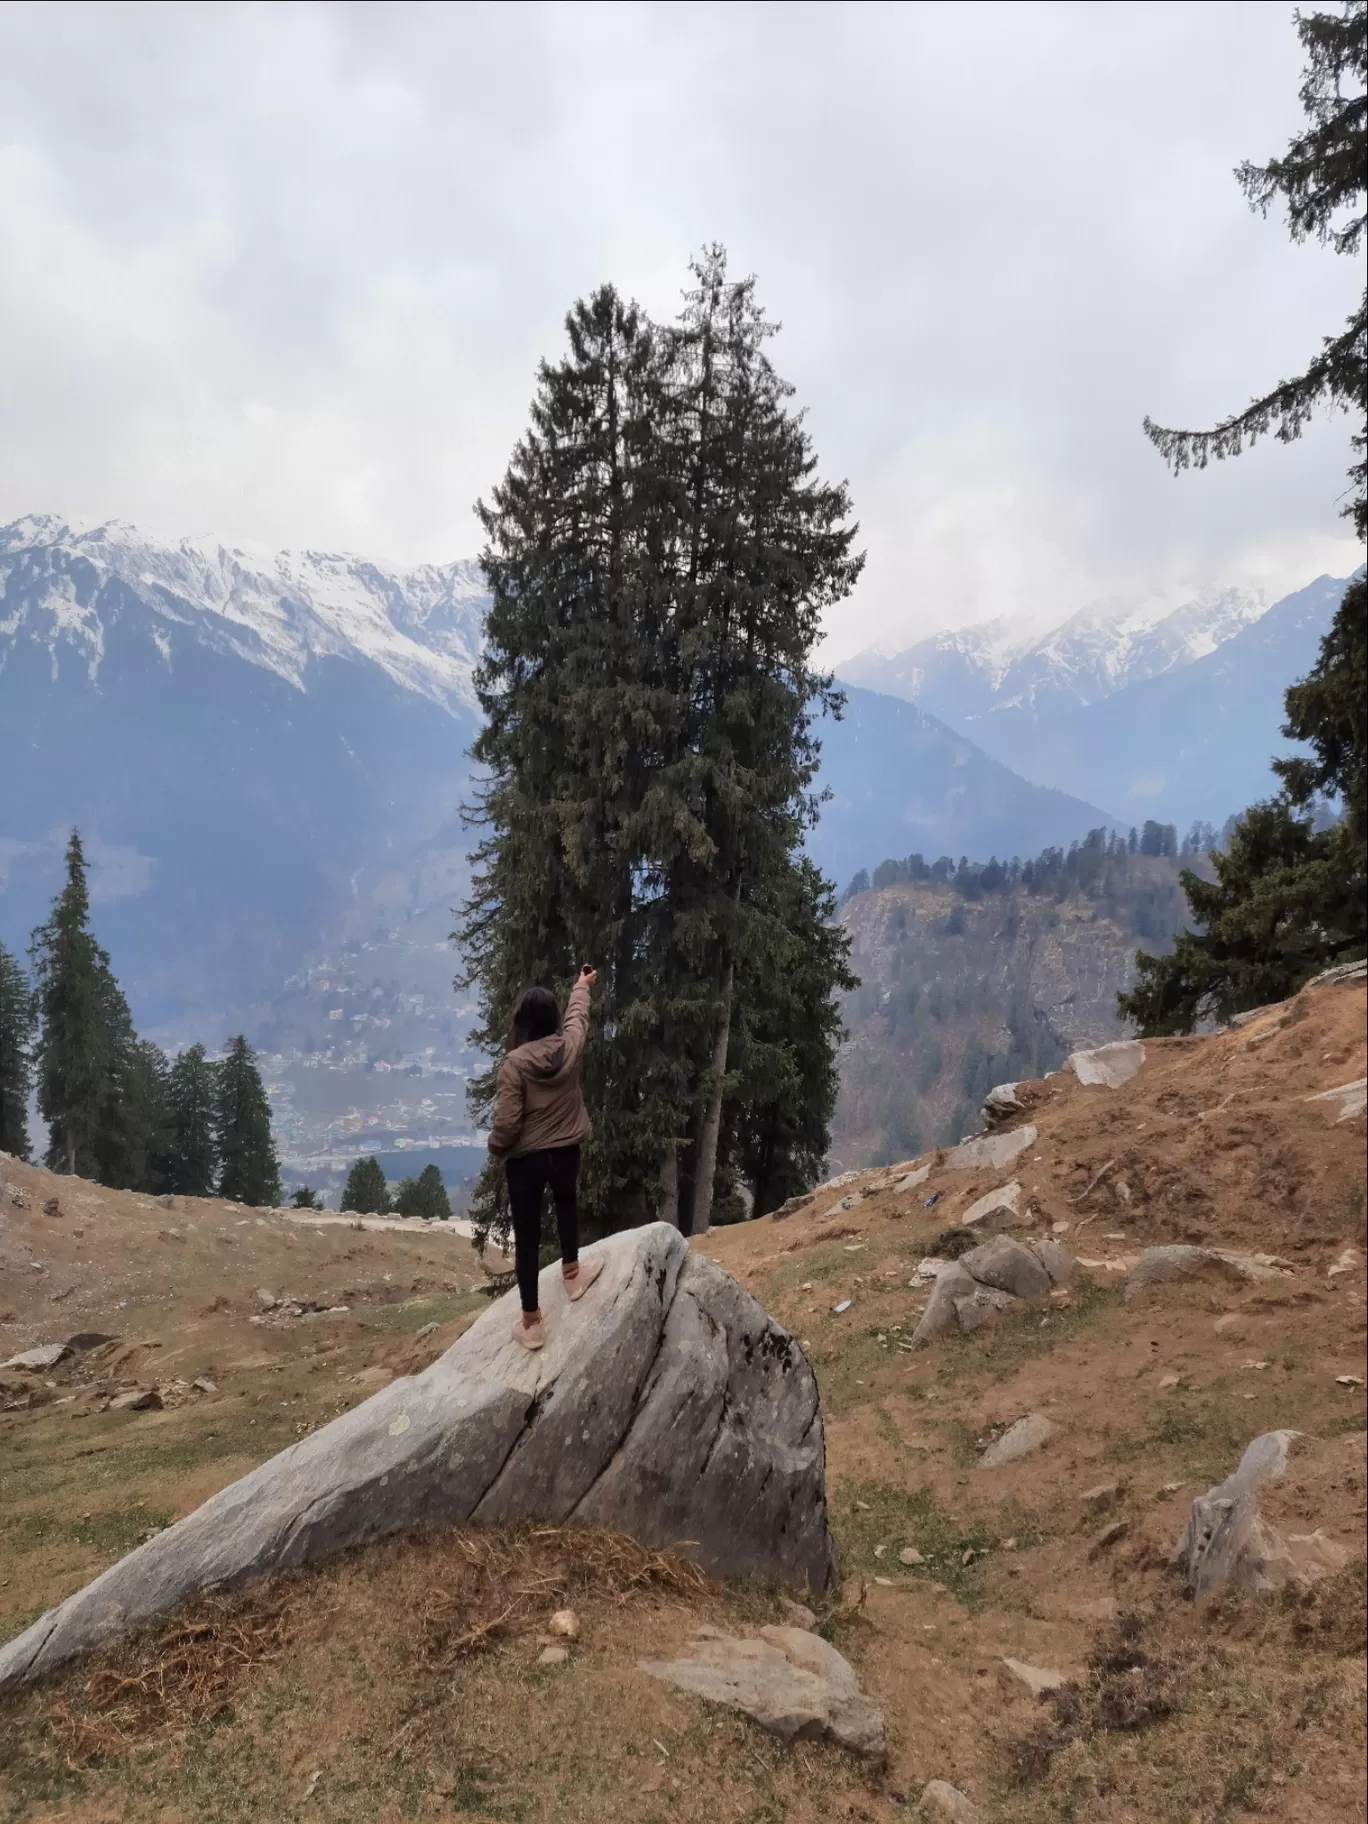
458,251 -> 861,1246
30,831 -> 118,1176
1144,0 -> 1367,542
216,1035 -> 281,1207
341,1155 -> 389,1214
291,1185 -> 325,1210
165,1043 -> 220,1196
98,1036 -> 172,1193
0,941 -> 35,1160
392,1163 -> 451,1219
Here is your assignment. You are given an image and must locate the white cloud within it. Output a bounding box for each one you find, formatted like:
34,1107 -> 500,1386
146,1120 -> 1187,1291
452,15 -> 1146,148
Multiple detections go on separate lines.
0,0 -> 1359,659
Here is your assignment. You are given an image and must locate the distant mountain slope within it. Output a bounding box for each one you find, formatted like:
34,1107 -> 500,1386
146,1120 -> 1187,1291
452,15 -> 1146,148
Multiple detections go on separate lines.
1,514 -> 1129,1168
837,573 -> 1352,826
808,687 -> 1116,890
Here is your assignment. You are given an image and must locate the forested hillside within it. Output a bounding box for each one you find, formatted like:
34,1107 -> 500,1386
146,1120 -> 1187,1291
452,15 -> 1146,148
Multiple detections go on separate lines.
829,830 -> 1197,1168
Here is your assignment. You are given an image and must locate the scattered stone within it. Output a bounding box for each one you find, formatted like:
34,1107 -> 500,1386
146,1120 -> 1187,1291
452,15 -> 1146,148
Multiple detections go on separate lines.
819,1193 -> 864,1220
910,1256 -> 948,1284
192,1377 -> 218,1394
981,1082 -> 1024,1125
1082,1482 -> 1121,1515
256,1289 -> 277,1311
109,1389 -> 163,1412
640,1626 -> 885,1760
1067,1040 -> 1145,1088
414,1322 -> 439,1340
832,1298 -> 853,1315
1177,1430 -> 1347,1599
979,1413 -> 1059,1468
893,1165 -> 931,1193
911,1262 -> 978,1345
0,1224 -> 836,1692
959,1235 -> 1052,1302
1157,1372 -> 1181,1390
548,1608 -> 580,1640
42,1197 -> 62,1218
771,1192 -> 814,1221
1124,1245 -> 1288,1299
921,1781 -> 982,1823
1000,1657 -> 1067,1698
1327,1247 -> 1363,1283
945,1127 -> 1037,1173
1335,1374 -> 1365,1388
959,1181 -> 1022,1234
0,1343 -> 71,1372
898,1547 -> 924,1566
1089,1520 -> 1129,1557
954,1285 -> 1022,1334
49,1286 -> 74,1303
779,1598 -> 817,1629
538,1645 -> 570,1666
1027,1237 -> 1076,1288
1305,1076 -> 1367,1124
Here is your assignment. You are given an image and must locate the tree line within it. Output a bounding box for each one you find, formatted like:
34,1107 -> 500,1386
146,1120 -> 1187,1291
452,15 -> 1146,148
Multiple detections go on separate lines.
0,831 -> 281,1205
458,246 -> 861,1243
339,1156 -> 452,1220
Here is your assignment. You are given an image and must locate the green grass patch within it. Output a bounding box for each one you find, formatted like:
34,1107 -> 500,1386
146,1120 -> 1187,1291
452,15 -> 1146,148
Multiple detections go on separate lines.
831,1478 -> 999,1603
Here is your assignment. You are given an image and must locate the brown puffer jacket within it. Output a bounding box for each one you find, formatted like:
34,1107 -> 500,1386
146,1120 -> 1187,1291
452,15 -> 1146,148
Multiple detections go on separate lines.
486,980 -> 592,1160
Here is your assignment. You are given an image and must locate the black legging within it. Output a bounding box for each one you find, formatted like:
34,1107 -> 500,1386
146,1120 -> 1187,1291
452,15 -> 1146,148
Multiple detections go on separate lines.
505,1145 -> 581,1313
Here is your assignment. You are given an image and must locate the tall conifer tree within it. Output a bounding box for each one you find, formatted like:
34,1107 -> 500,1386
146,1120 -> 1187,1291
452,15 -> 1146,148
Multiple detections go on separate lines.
0,941 -> 35,1160
216,1035 -> 280,1207
459,251 -> 861,1244
30,831 -> 116,1176
166,1043 -> 220,1196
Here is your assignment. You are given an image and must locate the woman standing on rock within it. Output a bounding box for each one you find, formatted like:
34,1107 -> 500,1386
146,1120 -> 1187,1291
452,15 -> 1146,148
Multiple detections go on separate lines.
488,966 -> 603,1350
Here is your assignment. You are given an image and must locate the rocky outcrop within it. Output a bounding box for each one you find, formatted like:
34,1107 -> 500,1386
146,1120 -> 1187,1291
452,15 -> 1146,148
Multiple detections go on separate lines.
0,1223 -> 835,1694
1176,1431 -> 1348,1599
640,1624 -> 885,1761
1124,1245 -> 1294,1300
945,1126 -> 1037,1172
912,1237 -> 1074,1345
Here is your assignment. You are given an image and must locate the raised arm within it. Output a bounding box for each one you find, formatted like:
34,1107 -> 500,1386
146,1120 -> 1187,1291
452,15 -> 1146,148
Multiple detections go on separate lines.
561,970 -> 594,1069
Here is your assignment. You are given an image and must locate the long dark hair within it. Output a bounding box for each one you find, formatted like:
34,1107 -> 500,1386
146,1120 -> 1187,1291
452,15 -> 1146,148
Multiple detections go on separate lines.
510,984 -> 560,1049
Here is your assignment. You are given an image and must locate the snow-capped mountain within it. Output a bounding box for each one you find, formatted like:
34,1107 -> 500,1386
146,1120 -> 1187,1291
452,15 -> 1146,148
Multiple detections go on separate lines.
0,514 -> 487,709
839,583 -> 1270,730
837,574 -> 1352,825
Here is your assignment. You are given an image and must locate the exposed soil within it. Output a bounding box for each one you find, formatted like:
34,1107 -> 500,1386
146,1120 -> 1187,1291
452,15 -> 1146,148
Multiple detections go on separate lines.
1,973 -> 1364,1821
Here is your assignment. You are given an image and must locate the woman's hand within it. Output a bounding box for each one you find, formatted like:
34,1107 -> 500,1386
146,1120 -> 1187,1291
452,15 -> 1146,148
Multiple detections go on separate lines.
578,965 -> 598,988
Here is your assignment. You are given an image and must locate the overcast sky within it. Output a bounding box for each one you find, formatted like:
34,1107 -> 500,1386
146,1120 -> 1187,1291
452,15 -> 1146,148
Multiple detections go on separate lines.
0,1 -> 1361,661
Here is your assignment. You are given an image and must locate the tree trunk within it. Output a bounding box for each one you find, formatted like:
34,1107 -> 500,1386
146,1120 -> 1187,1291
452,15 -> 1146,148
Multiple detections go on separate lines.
657,1144 -> 679,1229
687,951 -> 735,1237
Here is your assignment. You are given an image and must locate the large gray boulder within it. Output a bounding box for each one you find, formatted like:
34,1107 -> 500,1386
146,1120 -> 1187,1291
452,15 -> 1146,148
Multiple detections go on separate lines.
959,1235 -> 1052,1302
0,1223 -> 835,1694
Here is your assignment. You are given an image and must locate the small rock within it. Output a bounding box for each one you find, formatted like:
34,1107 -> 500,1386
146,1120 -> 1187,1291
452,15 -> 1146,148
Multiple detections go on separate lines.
1000,1657 -> 1067,1698
832,1298 -> 853,1314
979,1412 -> 1060,1468
1081,1482 -> 1121,1516
779,1598 -> 817,1629
981,1082 -> 1023,1125
1335,1374 -> 1365,1388
109,1388 -> 163,1412
959,1181 -> 1023,1234
819,1193 -> 864,1220
256,1289 -> 277,1311
1067,1040 -> 1144,1088
911,1262 -> 977,1345
414,1322 -> 439,1339
945,1127 -> 1037,1173
921,1778 -> 982,1822
1089,1520 -> 1129,1557
1,1343 -> 71,1372
538,1646 -> 570,1667
548,1608 -> 580,1640
893,1165 -> 931,1193
1327,1246 -> 1363,1283
192,1377 -> 218,1394
873,1575 -> 893,1586
640,1626 -> 885,1761
954,1284 -> 1023,1334
898,1547 -> 924,1566
873,1543 -> 886,1558
43,1196 -> 62,1218
1157,1372 -> 1181,1390
1027,1237 -> 1076,1288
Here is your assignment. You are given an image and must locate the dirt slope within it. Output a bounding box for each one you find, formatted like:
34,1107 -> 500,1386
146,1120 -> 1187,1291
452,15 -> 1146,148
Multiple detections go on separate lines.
1,972 -> 1364,1823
